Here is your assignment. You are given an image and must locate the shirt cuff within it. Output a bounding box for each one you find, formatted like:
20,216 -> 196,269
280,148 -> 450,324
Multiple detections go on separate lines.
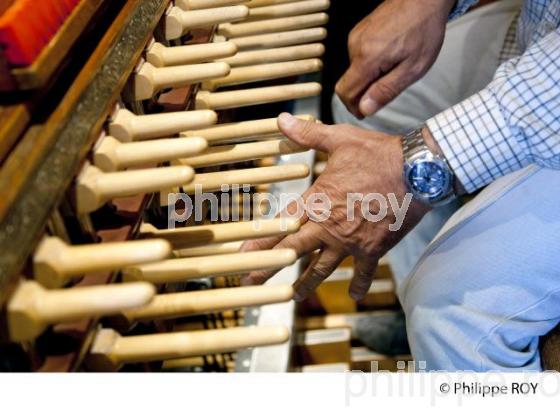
448,0 -> 479,20
426,88 -> 529,193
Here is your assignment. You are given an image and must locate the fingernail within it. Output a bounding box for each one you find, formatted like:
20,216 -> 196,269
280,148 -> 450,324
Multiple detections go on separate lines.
278,112 -> 296,129
359,97 -> 378,117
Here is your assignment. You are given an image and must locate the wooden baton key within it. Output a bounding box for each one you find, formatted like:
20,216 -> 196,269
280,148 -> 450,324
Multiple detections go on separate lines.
218,43 -> 325,67
122,248 -> 297,283
146,41 -> 237,67
94,136 -> 208,172
133,61 -> 230,100
165,5 -> 249,40
247,0 -> 330,21
75,163 -> 195,214
7,281 -> 155,342
248,0 -> 302,7
177,138 -> 306,168
108,108 -> 217,142
33,236 -> 172,289
195,82 -> 321,110
223,27 -> 328,50
176,0 -> 249,10
139,218 -> 300,248
202,58 -> 322,91
182,114 -> 314,144
86,326 -> 290,371
217,12 -> 328,37
173,241 -> 243,257
182,163 -> 310,193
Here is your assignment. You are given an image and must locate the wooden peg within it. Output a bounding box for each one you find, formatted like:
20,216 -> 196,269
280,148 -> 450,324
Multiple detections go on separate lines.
202,58 -> 322,91
119,285 -> 293,325
248,0 -> 301,7
7,281 -> 155,342
94,136 -> 208,172
122,249 -> 297,283
195,82 -> 321,110
247,0 -> 330,21
76,163 -> 194,214
176,0 -> 249,10
133,61 -> 230,100
218,43 -> 324,67
140,218 -> 300,248
86,326 -> 289,371
165,5 -> 249,40
229,27 -> 328,50
183,163 -> 310,193
218,12 -> 328,37
146,41 -> 237,67
108,108 -> 217,142
33,237 -> 172,289
182,114 -> 314,143
173,241 -> 243,257
178,138 -> 306,168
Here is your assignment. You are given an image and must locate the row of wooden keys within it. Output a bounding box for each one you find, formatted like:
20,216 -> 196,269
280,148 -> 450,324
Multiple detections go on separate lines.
6,0 -> 329,371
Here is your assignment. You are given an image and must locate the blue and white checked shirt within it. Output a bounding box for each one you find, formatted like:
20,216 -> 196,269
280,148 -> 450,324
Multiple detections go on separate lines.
426,0 -> 560,193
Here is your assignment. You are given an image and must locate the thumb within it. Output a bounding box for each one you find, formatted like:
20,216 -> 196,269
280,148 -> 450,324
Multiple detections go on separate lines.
278,112 -> 336,153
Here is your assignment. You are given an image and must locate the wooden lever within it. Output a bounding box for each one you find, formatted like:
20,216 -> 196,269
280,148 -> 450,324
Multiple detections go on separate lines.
7,281 -> 155,342
123,248 -> 296,283
174,241 -> 243,257
218,12 -> 328,37
94,136 -> 208,172
146,41 -> 237,67
247,0 -> 330,21
202,58 -> 322,91
133,61 -> 230,100
165,5 -> 249,40
248,0 -> 302,7
117,284 -> 293,326
219,43 -> 324,67
140,218 -> 300,248
86,326 -> 289,371
108,108 -> 217,142
76,164 -> 194,214
182,163 -> 310,193
182,114 -> 314,143
195,82 -> 321,110
226,27 -> 328,50
33,237 -> 172,289
178,138 -> 306,168
176,0 -> 249,10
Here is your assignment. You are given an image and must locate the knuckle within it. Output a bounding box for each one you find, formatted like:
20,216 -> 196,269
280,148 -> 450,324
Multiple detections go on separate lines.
375,80 -> 400,102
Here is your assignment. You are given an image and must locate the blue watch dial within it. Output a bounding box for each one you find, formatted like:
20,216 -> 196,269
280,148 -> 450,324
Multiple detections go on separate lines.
407,160 -> 450,199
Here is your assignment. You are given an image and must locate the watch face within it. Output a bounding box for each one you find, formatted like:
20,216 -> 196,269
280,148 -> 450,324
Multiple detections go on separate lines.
407,159 -> 451,199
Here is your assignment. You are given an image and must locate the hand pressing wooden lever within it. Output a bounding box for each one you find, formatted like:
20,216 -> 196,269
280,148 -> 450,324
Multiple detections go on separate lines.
247,0 -> 330,21
122,248 -> 297,283
33,237 -> 172,289
94,136 -> 208,172
202,59 -> 322,91
7,281 -> 155,342
108,108 -> 217,142
146,41 -> 237,67
139,218 -> 300,248
218,43 -> 325,67
75,163 -> 194,214
115,284 -> 293,327
217,13 -> 328,37
177,138 -> 306,168
182,114 -> 314,144
221,27 -> 327,50
182,163 -> 309,193
86,325 -> 289,371
165,5 -> 249,40
195,82 -> 321,110
176,0 -> 249,10
174,241 -> 243,257
133,61 -> 230,100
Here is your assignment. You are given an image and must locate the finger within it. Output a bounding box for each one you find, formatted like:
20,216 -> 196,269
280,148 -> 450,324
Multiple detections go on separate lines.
335,62 -> 381,118
243,223 -> 323,285
277,113 -> 338,153
358,63 -> 415,117
348,256 -> 378,301
292,246 -> 346,301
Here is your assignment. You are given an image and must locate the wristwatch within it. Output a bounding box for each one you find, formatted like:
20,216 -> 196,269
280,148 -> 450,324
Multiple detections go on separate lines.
402,127 -> 456,207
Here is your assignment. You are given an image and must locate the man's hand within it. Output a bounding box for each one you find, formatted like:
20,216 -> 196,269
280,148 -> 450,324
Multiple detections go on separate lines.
336,0 -> 455,118
241,114 -> 430,301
